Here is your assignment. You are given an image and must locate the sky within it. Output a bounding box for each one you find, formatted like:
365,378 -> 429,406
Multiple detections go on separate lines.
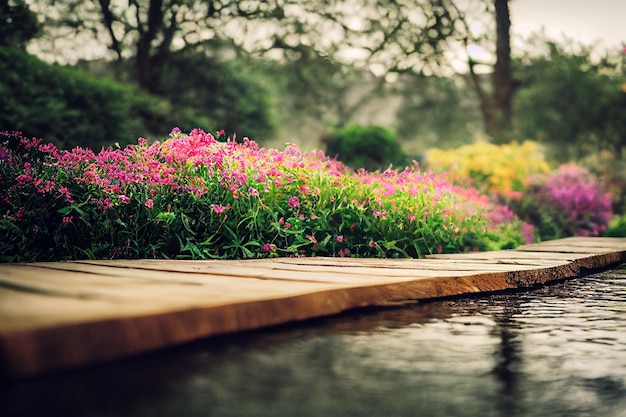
510,0 -> 626,51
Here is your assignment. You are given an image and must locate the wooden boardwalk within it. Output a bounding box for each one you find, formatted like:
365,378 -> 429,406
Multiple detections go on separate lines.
1,236 -> 626,379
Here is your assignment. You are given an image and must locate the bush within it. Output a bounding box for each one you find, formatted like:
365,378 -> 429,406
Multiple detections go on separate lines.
0,47 -> 170,149
579,151 -> 626,215
510,163 -> 613,240
0,129 -> 531,262
324,125 -> 408,172
425,140 -> 551,198
605,215 -> 626,237
425,141 -> 616,241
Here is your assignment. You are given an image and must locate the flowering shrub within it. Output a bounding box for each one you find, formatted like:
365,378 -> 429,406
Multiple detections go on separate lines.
425,141 -> 616,240
425,140 -> 551,198
0,129 -> 532,262
510,163 -> 613,240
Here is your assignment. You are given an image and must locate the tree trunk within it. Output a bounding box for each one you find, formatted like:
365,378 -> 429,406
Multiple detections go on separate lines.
462,0 -> 516,143
136,0 -> 166,93
490,0 -> 514,143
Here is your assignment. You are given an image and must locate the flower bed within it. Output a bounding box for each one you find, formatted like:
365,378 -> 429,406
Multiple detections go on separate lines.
426,141 -> 615,241
0,129 -> 532,262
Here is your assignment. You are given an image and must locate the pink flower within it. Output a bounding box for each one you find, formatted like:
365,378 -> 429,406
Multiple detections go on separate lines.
145,199 -> 154,209
288,196 -> 300,209
119,194 -> 130,204
407,213 -> 416,222
298,184 -> 309,195
62,215 -> 73,223
369,240 -> 377,247
57,186 -> 73,203
211,204 -> 231,214
262,243 -> 276,251
248,187 -> 259,197
336,235 -> 344,243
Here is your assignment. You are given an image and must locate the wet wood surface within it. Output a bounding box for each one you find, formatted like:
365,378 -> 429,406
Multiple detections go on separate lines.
1,236 -> 625,379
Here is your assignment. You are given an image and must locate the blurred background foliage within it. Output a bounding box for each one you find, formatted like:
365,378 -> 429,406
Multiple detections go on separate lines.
324,125 -> 409,172
1,0 -> 625,177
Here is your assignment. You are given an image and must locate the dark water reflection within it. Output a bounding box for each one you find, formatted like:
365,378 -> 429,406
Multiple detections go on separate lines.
2,265 -> 626,417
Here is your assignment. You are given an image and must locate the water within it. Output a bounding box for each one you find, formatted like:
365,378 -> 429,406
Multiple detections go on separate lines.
2,265 -> 626,417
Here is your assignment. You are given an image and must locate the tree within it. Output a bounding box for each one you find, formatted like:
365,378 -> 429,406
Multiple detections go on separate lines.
514,41 -> 626,161
29,0 -> 285,93
28,0 -> 464,91
0,0 -> 39,48
28,0 -> 515,147
452,0 -> 516,143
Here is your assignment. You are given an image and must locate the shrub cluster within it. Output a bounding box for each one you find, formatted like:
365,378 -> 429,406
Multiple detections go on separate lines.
0,47 -> 177,150
324,125 -> 409,172
511,163 -> 614,240
426,141 -> 615,241
426,140 -> 551,198
0,129 -> 532,262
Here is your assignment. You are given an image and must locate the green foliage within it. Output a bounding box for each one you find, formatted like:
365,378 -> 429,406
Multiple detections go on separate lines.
325,125 -> 408,171
605,215 -> 626,237
514,42 -> 626,161
0,0 -> 39,48
156,50 -> 277,142
0,47 -> 171,149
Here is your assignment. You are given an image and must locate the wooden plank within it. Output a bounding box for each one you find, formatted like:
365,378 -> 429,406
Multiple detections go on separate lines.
1,237 -> 625,379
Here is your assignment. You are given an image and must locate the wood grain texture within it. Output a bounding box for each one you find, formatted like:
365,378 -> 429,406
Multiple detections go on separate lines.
1,237 -> 625,379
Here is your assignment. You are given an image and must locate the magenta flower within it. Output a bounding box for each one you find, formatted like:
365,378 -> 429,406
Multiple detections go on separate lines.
288,196 -> 300,209
211,204 -> 231,214
336,235 -> 344,243
145,199 -> 154,209
118,194 -> 130,204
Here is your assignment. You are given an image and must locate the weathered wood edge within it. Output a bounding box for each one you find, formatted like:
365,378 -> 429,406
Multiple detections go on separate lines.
1,238 -> 625,379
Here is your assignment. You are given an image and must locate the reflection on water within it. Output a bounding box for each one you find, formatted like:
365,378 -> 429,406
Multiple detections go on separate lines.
2,266 -> 626,417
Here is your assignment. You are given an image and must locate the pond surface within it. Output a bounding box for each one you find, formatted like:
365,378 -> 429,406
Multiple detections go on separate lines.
2,265 -> 626,417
